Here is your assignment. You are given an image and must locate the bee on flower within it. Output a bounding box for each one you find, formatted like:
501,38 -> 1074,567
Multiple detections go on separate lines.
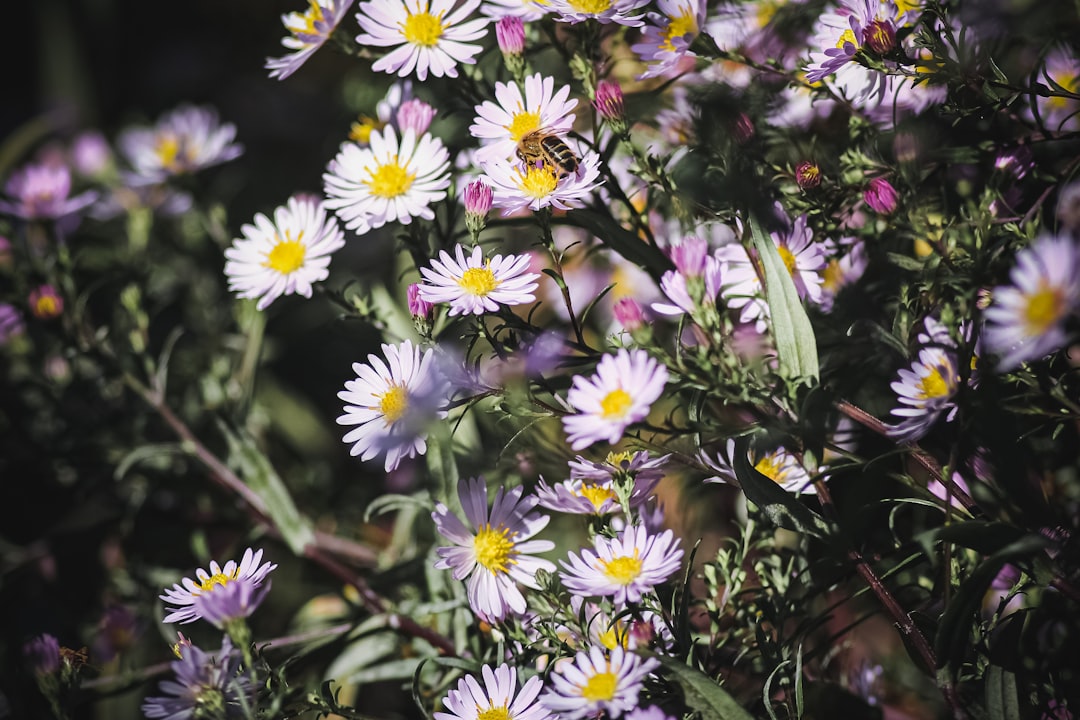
470,74 -> 578,165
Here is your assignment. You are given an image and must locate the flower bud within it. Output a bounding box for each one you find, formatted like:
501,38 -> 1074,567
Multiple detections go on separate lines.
732,112 -> 754,144
795,161 -> 821,189
862,19 -> 896,55
613,297 -> 644,332
0,303 -> 25,344
496,16 -> 525,56
23,634 -> 61,676
863,177 -> 898,215
396,98 -> 436,136
669,236 -> 708,277
463,179 -> 493,240
407,283 -> 433,319
593,80 -> 627,134
29,284 -> 64,319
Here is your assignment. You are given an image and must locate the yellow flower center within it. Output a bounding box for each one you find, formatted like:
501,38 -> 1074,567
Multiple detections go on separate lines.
1024,285 -> 1067,334
835,28 -> 858,49
155,134 -> 181,170
473,524 -> 515,573
605,450 -> 633,466
599,389 -> 633,420
916,366 -> 950,400
581,670 -> 618,701
402,11 -> 444,47
777,245 -> 798,277
477,707 -> 511,720
598,621 -> 628,650
822,259 -> 843,292
507,111 -> 541,142
367,159 -> 416,199
894,0 -> 920,16
34,296 -> 61,318
1048,72 -> 1079,111
568,0 -> 611,13
458,265 -> 500,297
350,116 -> 386,144
194,572 -> 234,593
754,451 -> 790,485
599,552 -> 642,585
378,385 -> 409,424
266,234 -> 307,274
756,0 -> 780,27
660,10 -> 698,51
577,483 -> 617,512
519,165 -> 559,198
299,0 -> 326,34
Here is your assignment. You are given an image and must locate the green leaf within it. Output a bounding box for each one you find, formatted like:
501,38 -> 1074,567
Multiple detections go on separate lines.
563,209 -> 672,283
985,665 -> 1021,720
650,653 -> 755,720
916,521 -> 1028,557
732,436 -> 833,539
219,422 -> 316,555
747,215 -> 819,381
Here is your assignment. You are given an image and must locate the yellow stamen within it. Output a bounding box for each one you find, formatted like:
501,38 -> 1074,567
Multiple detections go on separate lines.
599,389 -> 633,420
366,159 -> 416,198
754,451 -> 790,485
507,111 -> 540,141
473,525 -> 515,573
599,552 -> 642,585
916,366 -> 950,400
581,670 -> 618,701
477,707 -> 511,720
777,245 -> 798,277
378,385 -> 409,424
402,11 -> 444,47
659,10 -> 698,51
458,265 -> 500,297
265,233 -> 306,274
195,572 -> 234,593
577,483 -> 617,512
519,165 -> 559,198
350,116 -> 386,144
567,0 -> 612,13
1024,285 -> 1067,335
155,134 -> 181,170
835,28 -> 858,49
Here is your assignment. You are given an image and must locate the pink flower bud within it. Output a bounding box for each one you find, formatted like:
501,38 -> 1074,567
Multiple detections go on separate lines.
396,98 -> 436,136
733,112 -> 754,143
669,237 -> 708,277
864,177 -> 898,215
613,297 -> 645,331
28,285 -> 64,320
795,161 -> 821,189
496,17 -> 525,56
463,179 -> 493,217
593,80 -> 625,122
407,283 -> 433,318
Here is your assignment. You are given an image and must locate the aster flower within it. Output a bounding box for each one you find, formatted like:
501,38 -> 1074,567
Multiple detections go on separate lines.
223,195 -> 346,310
432,476 -> 556,622
0,162 -> 97,221
629,0 -> 705,79
699,438 -> 816,494
435,663 -> 551,720
118,105 -> 243,185
142,636 -> 252,720
355,0 -> 488,82
417,243 -> 540,316
559,524 -> 684,604
886,345 -> 960,442
1034,46 -> 1080,133
24,634 -> 61,676
569,596 -> 675,651
349,80 -> 413,145
323,126 -> 451,234
535,476 -> 623,515
28,285 -> 64,320
651,238 -> 726,316
266,0 -> 355,80
470,74 -> 578,165
337,339 -> 449,471
562,349 -> 668,451
546,0 -> 650,26
818,241 -> 868,312
484,145 -> 604,215
160,548 -> 277,625
983,233 -> 1080,371
804,0 -> 897,106
541,645 -> 659,720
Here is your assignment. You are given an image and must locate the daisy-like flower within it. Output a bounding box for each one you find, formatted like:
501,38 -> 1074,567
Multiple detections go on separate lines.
536,476 -> 622,515
700,439 -> 815,494
651,238 -> 726,316
223,195 -> 346,310
266,0 -> 356,80
568,597 -> 675,652
435,663 -> 551,720
470,74 -> 578,165
539,450 -> 668,514
483,0 -> 546,20
983,233 -> 1080,371
546,0 -> 650,26
432,476 -> 556,622
323,126 -> 451,234
337,339 -> 449,472
355,0 -> 488,81
118,105 -> 243,185
0,162 -> 97,222
142,637 -> 252,720
484,144 -> 604,215
562,349 -> 668,451
886,345 -> 960,442
1035,46 -> 1080,133
819,241 -> 868,312
559,524 -> 683,604
629,0 -> 706,79
417,243 -> 539,316
160,548 -> 277,626
804,0 -> 897,106
541,645 -> 659,720
349,80 -> 413,146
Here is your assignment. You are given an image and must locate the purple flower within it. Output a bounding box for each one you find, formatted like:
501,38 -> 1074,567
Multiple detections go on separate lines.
160,547 -> 277,626
195,579 -> 273,630
863,177 -> 898,214
668,236 -> 708,277
71,131 -> 113,178
861,18 -> 895,54
92,604 -> 139,663
142,636 -> 252,719
23,634 -> 61,675
463,179 -> 493,217
0,162 -> 97,221
0,303 -> 25,344
994,146 -> 1034,181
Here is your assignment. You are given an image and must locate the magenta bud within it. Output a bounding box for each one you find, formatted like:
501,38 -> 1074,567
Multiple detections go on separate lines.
28,285 -> 64,320
864,177 -> 899,215
495,16 -> 525,56
795,161 -> 821,189
613,297 -> 645,332
396,98 -> 436,136
407,283 -> 433,318
463,179 -> 493,217
593,80 -> 626,122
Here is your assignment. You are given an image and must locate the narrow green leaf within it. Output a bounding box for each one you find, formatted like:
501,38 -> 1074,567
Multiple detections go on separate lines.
219,422 -> 316,555
651,654 -> 755,720
747,215 -> 819,381
564,209 -> 672,283
732,436 -> 833,539
985,665 -> 1021,720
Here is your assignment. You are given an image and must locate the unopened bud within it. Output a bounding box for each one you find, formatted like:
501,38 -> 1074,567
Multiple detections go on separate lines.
396,98 -> 436,136
407,283 -> 433,319
862,19 -> 896,55
669,236 -> 708,277
496,17 -> 526,78
613,297 -> 644,332
864,176 -> 898,215
732,112 -> 754,143
795,161 -> 821,189
463,179 -> 493,240
593,80 -> 627,135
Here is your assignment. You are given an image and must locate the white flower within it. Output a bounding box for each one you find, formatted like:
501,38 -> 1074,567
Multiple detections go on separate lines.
160,548 -> 277,625
418,244 -> 540,316
470,74 -> 578,165
118,105 -> 242,185
356,0 -> 489,81
435,664 -> 551,720
559,524 -> 683,604
223,195 -> 346,310
545,0 -> 650,26
323,126 -> 451,234
541,645 -> 658,720
266,0 -> 355,80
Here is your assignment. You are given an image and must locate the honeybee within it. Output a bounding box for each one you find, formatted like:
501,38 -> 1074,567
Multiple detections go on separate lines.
516,129 -> 579,180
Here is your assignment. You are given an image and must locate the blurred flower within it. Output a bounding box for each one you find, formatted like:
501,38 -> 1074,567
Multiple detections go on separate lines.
432,476 -> 556,622
471,74 -> 578,165
434,663 -> 550,720
547,0 -> 649,25
863,176 -> 898,214
1057,180 -> 1080,232
337,339 -> 449,471
118,104 -> 242,185
28,285 -> 64,320
613,297 -> 644,331
408,282 -> 433,318
559,524 -> 683,604
630,0 -> 704,79
160,548 -> 277,625
23,634 -> 61,675
0,303 -> 25,344
818,241 -> 868,312
266,0 -> 355,80
348,81 -> 413,145
92,604 -> 139,663
355,0 -> 488,82
484,0 -> 545,19
70,131 -> 114,178
323,126 -> 451,234
223,195 -> 346,310
627,707 -> 677,720
0,162 -> 97,221
983,233 -> 1080,370
1034,46 -> 1080,132
142,636 -> 252,719
994,146 -> 1034,181
652,240 -> 725,316
563,349 -> 668,450
484,144 -> 604,214
417,243 -> 539,316
541,645 -> 658,719
397,98 -> 437,135
886,345 -> 960,442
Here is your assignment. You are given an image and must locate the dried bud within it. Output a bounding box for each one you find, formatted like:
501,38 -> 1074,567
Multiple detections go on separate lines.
863,177 -> 898,215
396,98 -> 436,136
29,285 -> 64,320
862,19 -> 896,55
795,161 -> 821,189
613,297 -> 644,332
